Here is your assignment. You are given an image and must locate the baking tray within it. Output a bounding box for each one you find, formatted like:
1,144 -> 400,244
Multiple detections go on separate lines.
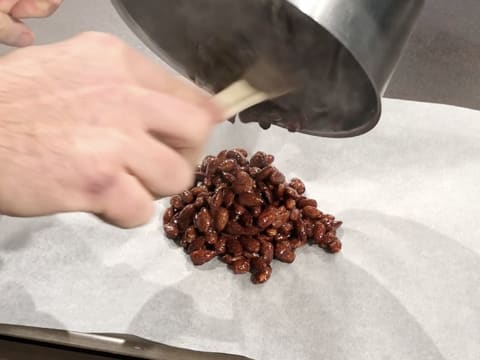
0,324 -> 251,360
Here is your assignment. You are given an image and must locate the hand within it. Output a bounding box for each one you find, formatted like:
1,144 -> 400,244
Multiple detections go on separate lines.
0,32 -> 223,228
0,0 -> 63,46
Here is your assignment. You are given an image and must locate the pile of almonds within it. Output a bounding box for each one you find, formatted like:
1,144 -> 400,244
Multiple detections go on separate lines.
163,149 -> 342,284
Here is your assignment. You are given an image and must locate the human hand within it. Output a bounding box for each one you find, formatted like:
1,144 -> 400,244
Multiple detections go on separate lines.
0,32 -> 222,227
0,0 -> 63,46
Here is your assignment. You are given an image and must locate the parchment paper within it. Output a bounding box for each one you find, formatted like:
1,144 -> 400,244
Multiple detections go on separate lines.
0,99 -> 479,360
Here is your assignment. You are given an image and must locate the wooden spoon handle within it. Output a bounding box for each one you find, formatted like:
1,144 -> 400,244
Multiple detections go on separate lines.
214,79 -> 289,118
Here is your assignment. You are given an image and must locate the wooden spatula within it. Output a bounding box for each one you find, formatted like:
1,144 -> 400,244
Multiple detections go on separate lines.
213,59 -> 296,118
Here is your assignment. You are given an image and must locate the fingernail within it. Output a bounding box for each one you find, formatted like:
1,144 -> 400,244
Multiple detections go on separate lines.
38,0 -> 62,12
15,31 -> 34,47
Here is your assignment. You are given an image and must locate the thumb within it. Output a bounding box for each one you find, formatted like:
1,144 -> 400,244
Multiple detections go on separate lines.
10,0 -> 64,19
0,12 -> 34,47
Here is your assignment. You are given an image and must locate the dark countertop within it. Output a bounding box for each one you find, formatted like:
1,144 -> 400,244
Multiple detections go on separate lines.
386,0 -> 480,110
